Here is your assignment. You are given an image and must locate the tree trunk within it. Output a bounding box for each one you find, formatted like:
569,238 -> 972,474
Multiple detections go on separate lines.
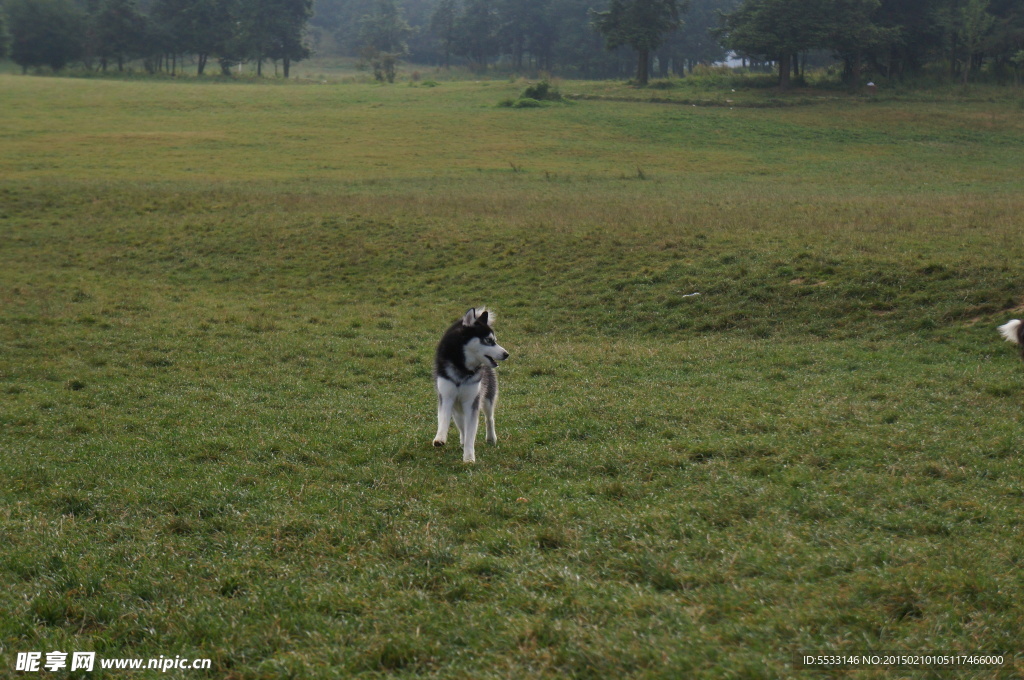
283,57 -> 291,78
636,47 -> 649,85
851,50 -> 862,90
777,54 -> 791,89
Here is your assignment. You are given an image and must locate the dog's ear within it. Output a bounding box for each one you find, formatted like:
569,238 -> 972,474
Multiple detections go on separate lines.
476,309 -> 490,326
462,308 -> 478,327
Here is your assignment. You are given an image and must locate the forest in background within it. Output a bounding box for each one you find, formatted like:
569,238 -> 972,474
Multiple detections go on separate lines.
0,0 -> 1023,86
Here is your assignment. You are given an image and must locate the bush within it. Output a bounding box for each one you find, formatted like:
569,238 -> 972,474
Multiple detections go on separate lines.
499,80 -> 567,108
521,80 -> 562,101
512,97 -> 543,108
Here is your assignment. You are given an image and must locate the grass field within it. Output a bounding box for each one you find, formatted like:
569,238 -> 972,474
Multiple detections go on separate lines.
2,73 -> 1024,678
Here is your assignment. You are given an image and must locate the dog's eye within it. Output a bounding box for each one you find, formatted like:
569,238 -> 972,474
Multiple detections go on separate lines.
484,337 -> 496,346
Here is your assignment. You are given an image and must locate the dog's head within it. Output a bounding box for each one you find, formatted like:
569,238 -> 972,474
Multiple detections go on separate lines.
461,307 -> 510,369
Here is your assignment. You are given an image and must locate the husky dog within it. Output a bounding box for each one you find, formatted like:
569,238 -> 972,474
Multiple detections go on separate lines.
433,308 -> 510,463
998,319 -> 1024,359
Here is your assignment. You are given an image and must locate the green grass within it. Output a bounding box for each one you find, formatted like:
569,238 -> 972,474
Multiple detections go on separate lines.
2,74 -> 1024,678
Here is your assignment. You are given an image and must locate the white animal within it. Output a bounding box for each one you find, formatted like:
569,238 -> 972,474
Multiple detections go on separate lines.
998,319 -> 1024,359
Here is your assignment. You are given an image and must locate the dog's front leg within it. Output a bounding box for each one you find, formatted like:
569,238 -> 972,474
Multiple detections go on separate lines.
433,380 -> 457,447
460,394 -> 481,463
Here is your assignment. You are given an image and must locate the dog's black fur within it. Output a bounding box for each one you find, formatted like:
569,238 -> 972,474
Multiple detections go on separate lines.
434,311 -> 499,388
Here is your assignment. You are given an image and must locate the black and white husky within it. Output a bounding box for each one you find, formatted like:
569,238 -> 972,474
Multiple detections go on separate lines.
433,308 -> 510,463
998,319 -> 1024,359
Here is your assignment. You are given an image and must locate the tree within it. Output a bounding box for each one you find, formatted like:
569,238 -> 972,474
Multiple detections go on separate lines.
872,0 -> 944,78
152,0 -> 238,75
358,0 -> 411,81
7,0 -> 85,72
986,0 -> 1024,82
551,0 -> 630,78
323,0 -> 374,57
958,0 -> 995,84
452,0 -> 499,71
717,0 -> 830,88
92,0 -> 147,71
498,0 -> 551,71
266,0 -> 313,77
236,0 -> 312,77
1012,48 -> 1024,85
592,0 -> 683,85
235,0 -> 270,75
429,0 -> 458,67
825,0 -> 900,87
0,6 -> 10,60
524,0 -> 559,72
658,0 -> 735,75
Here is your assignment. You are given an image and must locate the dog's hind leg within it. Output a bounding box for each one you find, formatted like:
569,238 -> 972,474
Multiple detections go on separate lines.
433,379 -> 457,447
483,395 -> 497,445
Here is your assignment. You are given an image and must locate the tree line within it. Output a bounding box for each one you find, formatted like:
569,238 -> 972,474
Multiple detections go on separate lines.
318,0 -> 735,82
1,0 -> 1022,86
1,0 -> 312,76
718,0 -> 1024,88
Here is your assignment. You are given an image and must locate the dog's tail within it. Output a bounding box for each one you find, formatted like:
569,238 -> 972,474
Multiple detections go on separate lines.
998,319 -> 1023,345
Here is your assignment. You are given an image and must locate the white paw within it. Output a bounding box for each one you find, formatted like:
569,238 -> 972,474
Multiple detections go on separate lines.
433,439 -> 446,447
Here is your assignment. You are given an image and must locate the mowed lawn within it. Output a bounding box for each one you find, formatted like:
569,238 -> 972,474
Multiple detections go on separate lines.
2,74 -> 1024,678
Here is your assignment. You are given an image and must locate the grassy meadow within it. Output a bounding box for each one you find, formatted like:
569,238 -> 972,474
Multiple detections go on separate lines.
2,73 -> 1024,678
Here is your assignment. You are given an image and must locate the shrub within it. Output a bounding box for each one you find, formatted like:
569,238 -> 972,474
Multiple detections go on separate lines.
521,80 -> 562,101
512,97 -> 543,108
500,80 -> 567,108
